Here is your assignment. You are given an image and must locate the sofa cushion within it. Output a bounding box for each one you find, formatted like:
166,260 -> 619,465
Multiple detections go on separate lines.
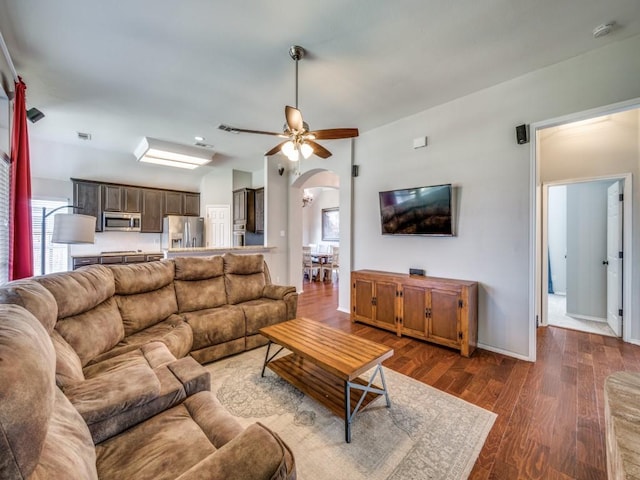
64,360 -> 161,425
0,279 -> 58,332
116,314 -> 193,359
36,265 -> 115,318
0,305 -> 56,479
184,305 -> 245,350
175,255 -> 224,280
111,260 -> 175,295
223,252 -> 264,275
55,297 -> 125,366
95,392 -> 292,480
241,299 -> 288,335
51,330 -> 85,387
117,283 -> 179,335
29,389 -> 98,480
175,276 -> 227,312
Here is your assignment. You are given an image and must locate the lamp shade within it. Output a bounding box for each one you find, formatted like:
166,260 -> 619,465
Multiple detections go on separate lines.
51,214 -> 96,244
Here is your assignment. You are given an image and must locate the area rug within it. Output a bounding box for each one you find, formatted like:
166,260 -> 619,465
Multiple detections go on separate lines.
206,347 -> 496,480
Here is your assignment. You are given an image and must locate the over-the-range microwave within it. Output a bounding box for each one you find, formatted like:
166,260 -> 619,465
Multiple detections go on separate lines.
103,212 -> 141,232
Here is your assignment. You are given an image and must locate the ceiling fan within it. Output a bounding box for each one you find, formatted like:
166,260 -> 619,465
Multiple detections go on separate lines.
218,45 -> 359,161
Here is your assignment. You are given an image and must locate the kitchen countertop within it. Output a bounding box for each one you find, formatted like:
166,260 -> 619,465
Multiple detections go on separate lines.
71,251 -> 165,259
164,246 -> 274,257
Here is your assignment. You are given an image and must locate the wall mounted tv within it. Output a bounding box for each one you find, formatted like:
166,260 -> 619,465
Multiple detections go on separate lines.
379,184 -> 454,236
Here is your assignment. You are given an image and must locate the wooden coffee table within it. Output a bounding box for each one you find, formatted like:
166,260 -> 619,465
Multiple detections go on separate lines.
259,317 -> 394,443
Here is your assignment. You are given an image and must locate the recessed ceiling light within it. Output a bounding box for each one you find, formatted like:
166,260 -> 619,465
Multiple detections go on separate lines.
194,136 -> 205,142
593,22 -> 615,38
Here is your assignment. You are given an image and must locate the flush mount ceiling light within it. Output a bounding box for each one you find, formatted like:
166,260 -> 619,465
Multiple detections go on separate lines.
134,137 -> 214,170
593,22 -> 615,38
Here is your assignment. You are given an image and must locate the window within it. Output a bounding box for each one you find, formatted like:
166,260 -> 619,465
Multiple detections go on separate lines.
32,199 -> 71,276
0,157 -> 9,284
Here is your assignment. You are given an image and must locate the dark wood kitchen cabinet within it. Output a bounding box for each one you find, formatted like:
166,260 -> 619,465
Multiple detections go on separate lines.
183,193 -> 200,216
254,188 -> 264,233
233,188 -> 255,231
103,185 -> 141,213
73,180 -> 102,232
141,189 -> 163,233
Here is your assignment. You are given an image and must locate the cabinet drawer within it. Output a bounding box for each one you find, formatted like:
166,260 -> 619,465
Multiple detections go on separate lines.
73,257 -> 100,269
124,255 -> 146,263
100,256 -> 124,264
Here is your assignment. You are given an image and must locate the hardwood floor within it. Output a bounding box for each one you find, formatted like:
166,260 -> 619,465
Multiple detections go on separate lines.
297,279 -> 640,479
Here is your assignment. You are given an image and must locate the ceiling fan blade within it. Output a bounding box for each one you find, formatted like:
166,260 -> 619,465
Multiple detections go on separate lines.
265,140 -> 289,156
306,140 -> 332,159
218,124 -> 286,137
308,128 -> 359,140
285,106 -> 304,132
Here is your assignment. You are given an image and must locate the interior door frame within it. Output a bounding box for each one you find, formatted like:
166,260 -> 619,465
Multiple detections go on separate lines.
530,98 -> 640,361
539,174 -> 631,335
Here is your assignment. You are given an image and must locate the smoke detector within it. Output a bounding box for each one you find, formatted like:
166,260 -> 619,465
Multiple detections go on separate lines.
593,22 -> 615,38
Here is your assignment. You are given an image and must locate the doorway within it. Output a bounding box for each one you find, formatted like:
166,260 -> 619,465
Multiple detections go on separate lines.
543,179 -> 624,337
531,100 -> 639,358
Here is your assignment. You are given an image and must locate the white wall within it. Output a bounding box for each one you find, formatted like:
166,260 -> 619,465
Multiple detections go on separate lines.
350,34 -> 640,359
547,185 -> 566,295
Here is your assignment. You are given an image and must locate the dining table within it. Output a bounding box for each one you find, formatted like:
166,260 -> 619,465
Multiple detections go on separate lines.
311,253 -> 333,281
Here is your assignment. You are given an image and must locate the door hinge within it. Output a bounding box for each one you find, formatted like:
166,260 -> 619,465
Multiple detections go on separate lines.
619,193 -> 624,202
458,299 -> 464,308
619,251 -> 623,259
619,308 -> 623,317
458,332 -> 463,340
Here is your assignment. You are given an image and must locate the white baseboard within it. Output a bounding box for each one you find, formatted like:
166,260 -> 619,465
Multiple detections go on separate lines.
337,306 -> 350,314
476,342 -> 534,362
567,313 -> 607,323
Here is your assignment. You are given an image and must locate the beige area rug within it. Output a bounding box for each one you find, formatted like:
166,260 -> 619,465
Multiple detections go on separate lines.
206,347 -> 496,480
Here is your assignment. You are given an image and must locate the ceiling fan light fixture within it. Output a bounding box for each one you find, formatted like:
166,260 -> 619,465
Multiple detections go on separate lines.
300,142 -> 313,159
282,140 -> 296,159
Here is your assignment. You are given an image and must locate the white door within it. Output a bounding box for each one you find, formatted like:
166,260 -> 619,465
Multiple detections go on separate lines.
606,181 -> 623,336
206,205 -> 231,248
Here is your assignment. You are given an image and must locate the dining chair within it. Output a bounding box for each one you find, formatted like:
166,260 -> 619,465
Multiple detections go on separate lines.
323,245 -> 339,282
302,246 -> 320,281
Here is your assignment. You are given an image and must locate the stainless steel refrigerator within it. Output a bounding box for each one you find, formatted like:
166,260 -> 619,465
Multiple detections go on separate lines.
161,216 -> 205,249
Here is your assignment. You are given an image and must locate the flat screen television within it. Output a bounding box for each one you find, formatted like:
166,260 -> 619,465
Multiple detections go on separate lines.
379,183 -> 454,236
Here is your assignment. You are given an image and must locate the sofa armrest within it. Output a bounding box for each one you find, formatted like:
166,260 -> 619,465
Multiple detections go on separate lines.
167,356 -> 211,395
263,284 -> 296,301
174,423 -> 295,480
64,363 -> 160,424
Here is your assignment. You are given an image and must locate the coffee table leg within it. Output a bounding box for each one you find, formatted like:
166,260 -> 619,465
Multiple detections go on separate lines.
344,381 -> 351,443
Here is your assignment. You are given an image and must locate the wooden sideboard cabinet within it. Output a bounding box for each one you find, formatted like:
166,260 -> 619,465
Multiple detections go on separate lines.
351,269 -> 478,357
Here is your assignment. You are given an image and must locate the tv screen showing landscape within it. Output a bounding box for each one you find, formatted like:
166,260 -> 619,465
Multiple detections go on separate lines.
379,184 -> 453,236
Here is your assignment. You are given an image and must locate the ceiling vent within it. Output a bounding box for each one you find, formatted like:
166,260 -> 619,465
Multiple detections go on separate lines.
77,132 -> 92,140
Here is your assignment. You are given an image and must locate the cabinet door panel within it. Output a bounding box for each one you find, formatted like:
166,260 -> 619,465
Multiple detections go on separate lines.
141,189 -> 163,233
184,193 -> 200,216
429,288 -> 461,347
373,281 -> 397,330
102,185 -> 122,212
164,191 -> 183,216
73,182 -> 102,232
123,187 -> 141,213
353,278 -> 374,321
402,285 -> 428,339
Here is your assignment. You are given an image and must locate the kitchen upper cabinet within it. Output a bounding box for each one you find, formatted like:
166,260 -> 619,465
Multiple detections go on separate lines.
233,188 -> 255,231
254,188 -> 264,233
102,185 -> 140,213
184,193 -> 200,216
141,189 -> 163,233
164,191 -> 183,216
73,180 -> 102,232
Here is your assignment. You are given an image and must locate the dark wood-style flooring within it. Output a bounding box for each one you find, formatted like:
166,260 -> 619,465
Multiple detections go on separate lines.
297,279 -> 640,480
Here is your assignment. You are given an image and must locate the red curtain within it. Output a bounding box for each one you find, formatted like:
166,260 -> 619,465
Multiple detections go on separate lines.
9,78 -> 33,280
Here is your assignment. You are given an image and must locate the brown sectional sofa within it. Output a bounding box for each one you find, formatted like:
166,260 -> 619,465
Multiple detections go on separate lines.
0,253 -> 297,480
